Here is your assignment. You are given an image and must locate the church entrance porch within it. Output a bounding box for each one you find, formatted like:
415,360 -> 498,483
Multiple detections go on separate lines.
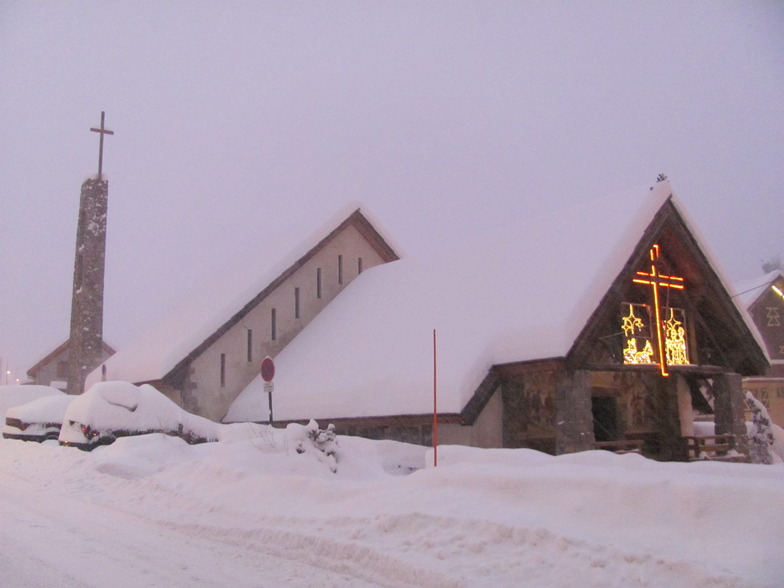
591,395 -> 620,442
499,362 -> 750,462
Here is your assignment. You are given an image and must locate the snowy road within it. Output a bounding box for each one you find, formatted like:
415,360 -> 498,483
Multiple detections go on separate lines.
0,460 -> 376,587
0,447 -> 444,587
0,437 -> 463,587
1,434 -> 782,587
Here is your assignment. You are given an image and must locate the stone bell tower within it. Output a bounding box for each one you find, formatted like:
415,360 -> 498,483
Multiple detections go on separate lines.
67,112 -> 113,395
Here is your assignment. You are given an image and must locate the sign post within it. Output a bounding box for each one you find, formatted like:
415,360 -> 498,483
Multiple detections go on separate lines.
433,329 -> 438,468
261,356 -> 275,425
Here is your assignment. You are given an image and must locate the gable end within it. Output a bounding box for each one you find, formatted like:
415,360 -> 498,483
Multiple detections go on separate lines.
568,198 -> 768,375
163,209 -> 399,388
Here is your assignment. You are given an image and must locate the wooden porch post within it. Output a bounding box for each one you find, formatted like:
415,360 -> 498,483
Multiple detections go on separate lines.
714,372 -> 749,458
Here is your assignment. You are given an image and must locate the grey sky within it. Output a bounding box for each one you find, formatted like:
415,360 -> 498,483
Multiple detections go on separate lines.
1,1 -> 782,381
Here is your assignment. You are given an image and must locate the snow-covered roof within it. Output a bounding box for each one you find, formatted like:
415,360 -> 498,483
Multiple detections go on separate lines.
87,202 -> 398,387
732,270 -> 784,310
731,269 -> 783,366
27,339 -> 115,378
229,181 -> 725,423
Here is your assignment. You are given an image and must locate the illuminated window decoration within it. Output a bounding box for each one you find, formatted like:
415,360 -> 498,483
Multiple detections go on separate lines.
623,335 -> 656,365
621,303 -> 656,364
624,244 -> 689,376
663,307 -> 689,366
621,303 -> 646,337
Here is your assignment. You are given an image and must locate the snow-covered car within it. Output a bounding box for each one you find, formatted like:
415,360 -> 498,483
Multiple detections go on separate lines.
1,384 -> 64,418
59,381 -> 220,450
1,384 -> 67,442
3,394 -> 73,442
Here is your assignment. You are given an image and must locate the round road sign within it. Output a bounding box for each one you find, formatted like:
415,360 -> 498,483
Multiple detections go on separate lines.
260,356 -> 275,382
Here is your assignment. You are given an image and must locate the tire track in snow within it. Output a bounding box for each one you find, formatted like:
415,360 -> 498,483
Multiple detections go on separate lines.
58,461 -> 758,588
0,455 -> 387,587
230,512 -> 759,588
0,439 -> 771,587
86,477 -> 758,588
152,518 -> 463,588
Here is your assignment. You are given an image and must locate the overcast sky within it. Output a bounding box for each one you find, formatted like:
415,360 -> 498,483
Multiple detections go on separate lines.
1,1 -> 782,382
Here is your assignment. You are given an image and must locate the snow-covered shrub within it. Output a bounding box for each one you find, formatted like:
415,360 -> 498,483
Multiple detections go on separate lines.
285,419 -> 338,472
745,391 -> 780,465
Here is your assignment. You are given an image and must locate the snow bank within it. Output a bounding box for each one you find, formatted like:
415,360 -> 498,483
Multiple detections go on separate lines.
1,431 -> 782,586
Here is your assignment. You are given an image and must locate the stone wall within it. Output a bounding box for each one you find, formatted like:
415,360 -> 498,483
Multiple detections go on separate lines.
555,370 -> 595,455
502,368 -> 559,454
68,177 -> 108,395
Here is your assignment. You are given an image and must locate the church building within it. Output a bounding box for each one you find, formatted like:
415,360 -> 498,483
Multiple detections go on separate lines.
27,339 -> 115,390
88,205 -> 399,421
227,180 -> 768,461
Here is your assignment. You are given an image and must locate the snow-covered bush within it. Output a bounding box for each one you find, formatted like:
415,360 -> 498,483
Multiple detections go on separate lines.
745,391 -> 781,465
285,419 -> 338,472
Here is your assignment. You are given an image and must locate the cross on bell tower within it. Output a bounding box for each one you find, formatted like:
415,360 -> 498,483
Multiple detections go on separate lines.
67,112 -> 114,394
90,111 -> 114,178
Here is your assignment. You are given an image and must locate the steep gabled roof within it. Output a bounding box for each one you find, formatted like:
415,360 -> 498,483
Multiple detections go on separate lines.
27,339 -> 116,379
734,270 -> 783,310
569,196 -> 769,373
732,269 -> 784,367
87,203 -> 398,388
227,181 -> 767,424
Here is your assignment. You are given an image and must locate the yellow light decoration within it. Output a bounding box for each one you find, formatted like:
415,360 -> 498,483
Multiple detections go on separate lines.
621,304 -> 645,337
623,336 -> 655,365
621,304 -> 655,364
663,308 -> 689,365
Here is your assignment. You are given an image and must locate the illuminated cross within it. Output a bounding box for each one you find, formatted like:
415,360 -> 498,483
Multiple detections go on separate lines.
90,111 -> 114,177
632,244 -> 685,376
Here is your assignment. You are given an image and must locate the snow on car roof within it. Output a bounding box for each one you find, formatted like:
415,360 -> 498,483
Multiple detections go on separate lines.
0,385 -> 64,420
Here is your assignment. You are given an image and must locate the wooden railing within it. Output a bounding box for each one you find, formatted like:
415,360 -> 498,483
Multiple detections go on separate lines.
595,439 -> 644,454
683,435 -> 740,461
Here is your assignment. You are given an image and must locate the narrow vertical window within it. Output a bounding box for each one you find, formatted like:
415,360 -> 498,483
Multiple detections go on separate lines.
294,287 -> 300,319
317,268 -> 322,299
338,254 -> 343,284
247,329 -> 253,363
271,308 -> 277,341
357,257 -> 363,275
220,353 -> 226,387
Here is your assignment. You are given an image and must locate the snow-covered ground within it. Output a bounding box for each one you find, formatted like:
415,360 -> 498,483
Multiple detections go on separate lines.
1,427 -> 783,587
